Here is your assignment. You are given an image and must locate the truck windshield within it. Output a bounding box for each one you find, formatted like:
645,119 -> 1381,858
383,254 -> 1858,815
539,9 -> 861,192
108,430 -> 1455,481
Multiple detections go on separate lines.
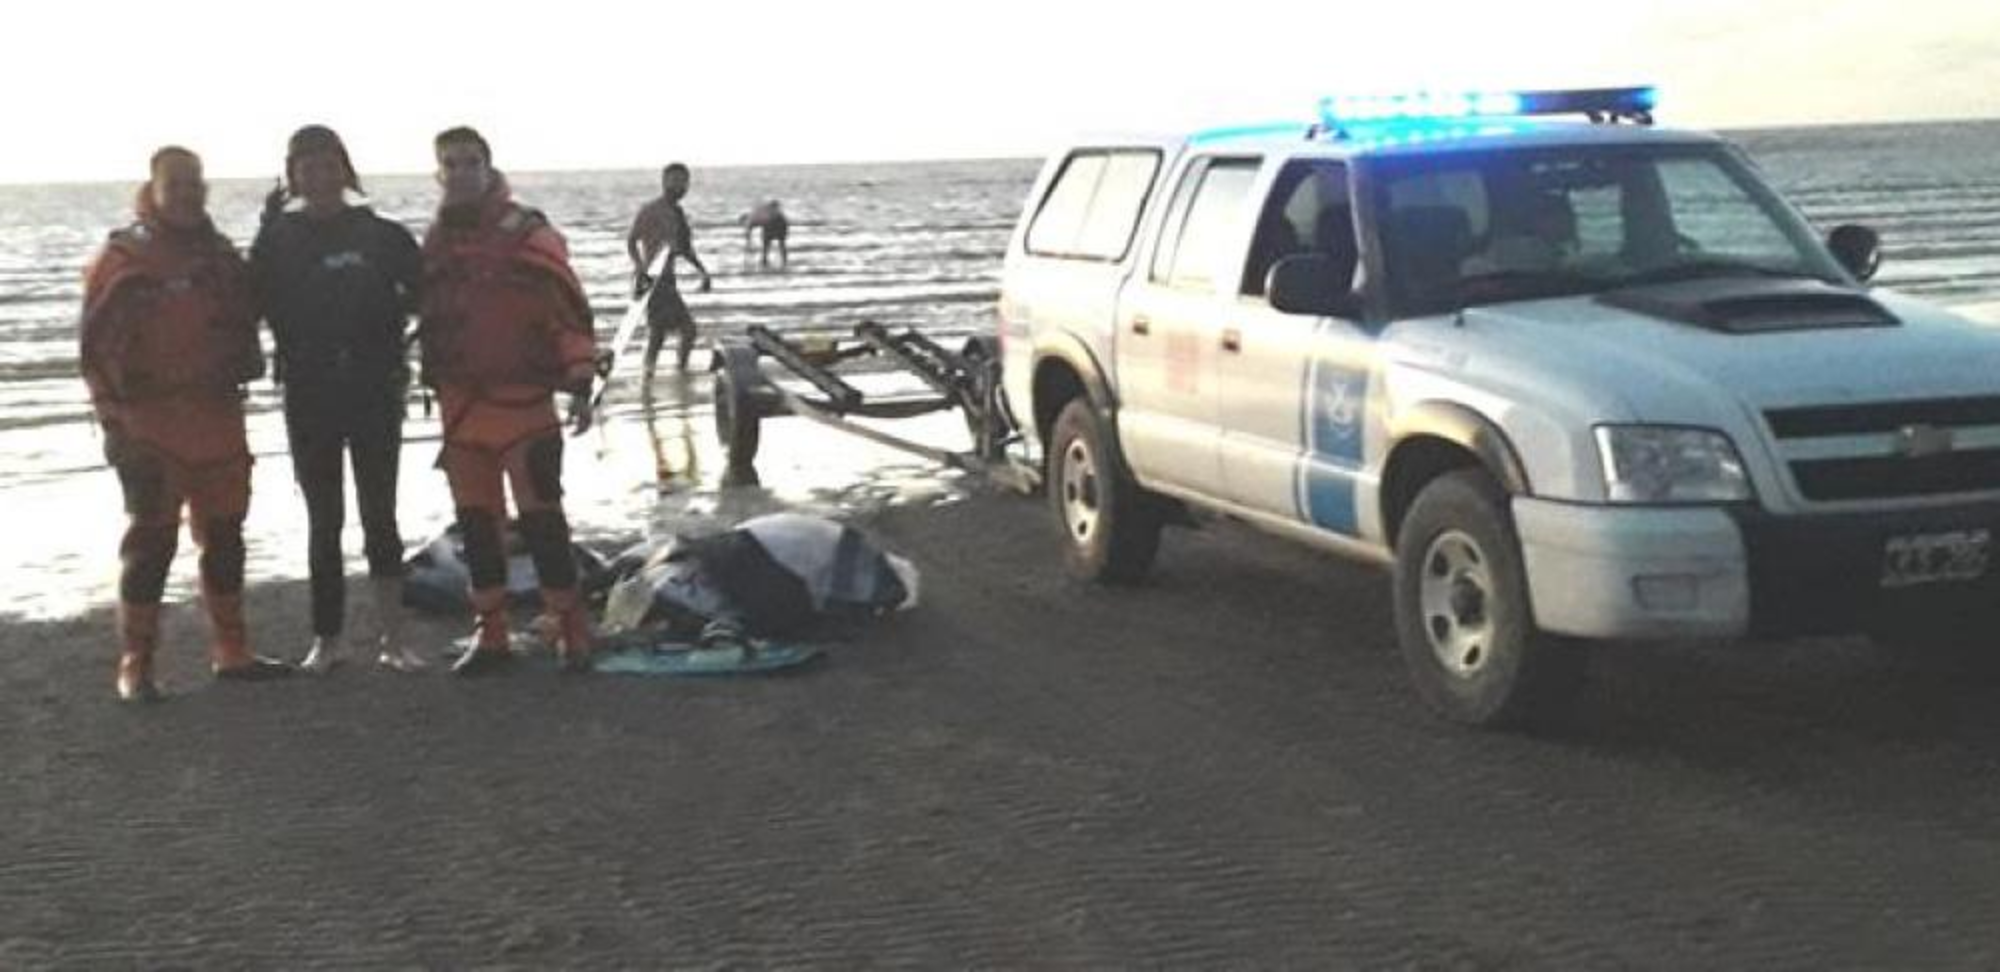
1367,143 -> 1850,316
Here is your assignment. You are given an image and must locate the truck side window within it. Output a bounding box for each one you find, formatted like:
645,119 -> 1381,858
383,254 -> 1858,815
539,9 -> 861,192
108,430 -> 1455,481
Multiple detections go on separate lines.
1025,149 -> 1162,261
1243,160 -> 1353,297
1075,153 -> 1161,260
1152,158 -> 1260,293
1026,153 -> 1105,257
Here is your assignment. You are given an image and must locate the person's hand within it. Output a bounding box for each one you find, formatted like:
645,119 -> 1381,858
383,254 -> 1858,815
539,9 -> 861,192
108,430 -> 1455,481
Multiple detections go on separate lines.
261,179 -> 289,224
567,389 -> 594,436
631,271 -> 654,299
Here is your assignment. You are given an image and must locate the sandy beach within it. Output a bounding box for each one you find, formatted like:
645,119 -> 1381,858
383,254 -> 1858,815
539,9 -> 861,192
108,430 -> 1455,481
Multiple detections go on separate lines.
7,477 -> 2000,967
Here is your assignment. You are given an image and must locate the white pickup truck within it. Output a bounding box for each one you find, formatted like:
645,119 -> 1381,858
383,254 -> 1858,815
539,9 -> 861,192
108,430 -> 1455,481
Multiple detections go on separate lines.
996,88 -> 2000,727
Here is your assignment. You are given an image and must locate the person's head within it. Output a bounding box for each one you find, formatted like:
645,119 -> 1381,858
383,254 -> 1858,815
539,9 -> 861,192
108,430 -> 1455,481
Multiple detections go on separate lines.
660,162 -> 690,199
434,126 -> 494,205
145,146 -> 207,230
286,124 -> 360,213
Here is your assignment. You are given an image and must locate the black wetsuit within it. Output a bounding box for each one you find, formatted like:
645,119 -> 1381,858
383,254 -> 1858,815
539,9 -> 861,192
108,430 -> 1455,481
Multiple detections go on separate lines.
251,205 -> 422,637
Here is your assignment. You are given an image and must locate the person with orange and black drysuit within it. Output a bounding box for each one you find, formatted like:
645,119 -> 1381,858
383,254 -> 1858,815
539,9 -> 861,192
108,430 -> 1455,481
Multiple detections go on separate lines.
80,146 -> 292,702
251,125 -> 428,675
418,126 -> 599,674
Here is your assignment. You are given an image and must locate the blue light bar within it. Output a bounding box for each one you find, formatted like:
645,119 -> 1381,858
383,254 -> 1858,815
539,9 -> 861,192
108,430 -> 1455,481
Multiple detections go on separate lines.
1317,86 -> 1657,128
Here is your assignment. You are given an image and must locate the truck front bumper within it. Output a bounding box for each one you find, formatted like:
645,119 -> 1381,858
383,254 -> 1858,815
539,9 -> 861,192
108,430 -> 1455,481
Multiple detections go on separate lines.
1515,497 -> 2000,641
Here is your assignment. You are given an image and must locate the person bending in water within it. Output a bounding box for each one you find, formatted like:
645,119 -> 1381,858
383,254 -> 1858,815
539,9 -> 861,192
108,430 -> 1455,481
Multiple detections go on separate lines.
739,199 -> 789,269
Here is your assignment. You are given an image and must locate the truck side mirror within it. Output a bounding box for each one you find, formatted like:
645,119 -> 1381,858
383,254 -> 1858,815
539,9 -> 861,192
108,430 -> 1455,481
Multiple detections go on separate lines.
1827,224 -> 1880,283
1267,253 -> 1358,317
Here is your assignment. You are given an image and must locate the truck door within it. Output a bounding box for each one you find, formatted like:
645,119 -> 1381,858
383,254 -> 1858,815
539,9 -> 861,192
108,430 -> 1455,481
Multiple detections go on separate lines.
1220,159 -> 1378,536
1114,155 -> 1262,497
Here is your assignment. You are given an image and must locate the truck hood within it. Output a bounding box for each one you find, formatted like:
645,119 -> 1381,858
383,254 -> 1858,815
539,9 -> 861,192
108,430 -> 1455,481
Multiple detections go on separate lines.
1453,285 -> 2000,421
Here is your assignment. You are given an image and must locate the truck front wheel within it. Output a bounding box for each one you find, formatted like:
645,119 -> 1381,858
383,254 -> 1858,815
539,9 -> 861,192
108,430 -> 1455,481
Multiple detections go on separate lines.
1393,469 -> 1586,728
1048,398 -> 1162,584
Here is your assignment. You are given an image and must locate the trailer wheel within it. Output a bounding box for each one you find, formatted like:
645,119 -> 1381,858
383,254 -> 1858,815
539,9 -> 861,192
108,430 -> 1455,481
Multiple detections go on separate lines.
960,336 -> 1009,461
714,365 -> 762,484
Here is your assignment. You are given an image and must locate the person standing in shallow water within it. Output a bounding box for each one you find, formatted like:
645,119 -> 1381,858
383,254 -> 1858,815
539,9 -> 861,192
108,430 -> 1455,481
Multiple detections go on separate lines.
419,126 -> 599,674
626,162 -> 712,381
740,199 -> 789,269
251,125 -> 428,674
79,146 -> 292,701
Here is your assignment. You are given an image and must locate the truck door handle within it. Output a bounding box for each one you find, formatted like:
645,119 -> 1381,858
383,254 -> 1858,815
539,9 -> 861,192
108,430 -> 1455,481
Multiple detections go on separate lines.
1221,328 -> 1242,353
1131,316 -> 1152,336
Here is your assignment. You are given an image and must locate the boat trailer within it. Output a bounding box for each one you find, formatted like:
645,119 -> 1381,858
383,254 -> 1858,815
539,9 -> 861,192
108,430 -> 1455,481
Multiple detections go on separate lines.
708,321 -> 1036,492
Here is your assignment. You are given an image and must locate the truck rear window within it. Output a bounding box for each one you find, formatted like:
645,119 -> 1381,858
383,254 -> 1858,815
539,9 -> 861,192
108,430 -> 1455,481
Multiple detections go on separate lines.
1025,150 -> 1161,262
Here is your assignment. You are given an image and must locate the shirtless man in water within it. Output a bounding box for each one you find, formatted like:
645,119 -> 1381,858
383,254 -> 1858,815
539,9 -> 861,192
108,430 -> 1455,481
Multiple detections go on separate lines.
627,162 -> 712,378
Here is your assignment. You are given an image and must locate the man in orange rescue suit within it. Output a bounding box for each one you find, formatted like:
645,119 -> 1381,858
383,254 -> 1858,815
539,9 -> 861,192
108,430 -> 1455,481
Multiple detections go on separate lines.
418,127 -> 599,674
80,146 -> 294,702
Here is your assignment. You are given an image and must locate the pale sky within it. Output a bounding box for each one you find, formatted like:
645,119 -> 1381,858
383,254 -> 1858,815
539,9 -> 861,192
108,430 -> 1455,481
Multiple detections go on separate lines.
3,0 -> 1996,184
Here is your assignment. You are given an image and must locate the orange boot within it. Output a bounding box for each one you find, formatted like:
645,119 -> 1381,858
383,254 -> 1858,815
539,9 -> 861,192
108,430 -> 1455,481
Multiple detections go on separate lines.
542,587 -> 593,674
205,591 -> 292,681
115,601 -> 163,703
452,587 -> 515,676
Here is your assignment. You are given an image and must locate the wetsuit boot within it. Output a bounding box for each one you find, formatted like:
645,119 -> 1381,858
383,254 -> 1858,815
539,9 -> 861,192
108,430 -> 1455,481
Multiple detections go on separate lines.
115,601 -> 163,703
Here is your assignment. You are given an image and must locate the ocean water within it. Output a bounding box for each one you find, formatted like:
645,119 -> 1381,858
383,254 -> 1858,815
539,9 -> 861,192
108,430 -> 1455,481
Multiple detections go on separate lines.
2,121 -> 1997,621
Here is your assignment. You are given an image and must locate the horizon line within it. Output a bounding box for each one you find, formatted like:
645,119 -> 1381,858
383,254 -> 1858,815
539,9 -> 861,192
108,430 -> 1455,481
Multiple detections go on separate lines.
5,113 -> 1997,189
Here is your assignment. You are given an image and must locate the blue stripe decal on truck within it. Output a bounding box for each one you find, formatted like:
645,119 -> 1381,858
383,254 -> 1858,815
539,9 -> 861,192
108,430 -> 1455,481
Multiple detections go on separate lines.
1298,357 -> 1368,535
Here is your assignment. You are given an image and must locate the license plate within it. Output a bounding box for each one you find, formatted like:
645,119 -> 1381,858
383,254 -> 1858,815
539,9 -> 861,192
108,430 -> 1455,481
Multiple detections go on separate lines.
1880,528 -> 1992,589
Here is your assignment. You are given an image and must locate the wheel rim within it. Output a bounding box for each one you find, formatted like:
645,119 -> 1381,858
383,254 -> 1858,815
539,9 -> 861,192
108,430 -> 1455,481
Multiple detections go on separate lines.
1059,437 -> 1101,547
1418,529 -> 1495,677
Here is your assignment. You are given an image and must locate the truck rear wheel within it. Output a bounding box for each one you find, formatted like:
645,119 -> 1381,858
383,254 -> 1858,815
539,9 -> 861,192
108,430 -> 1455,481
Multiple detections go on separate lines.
1048,398 -> 1161,584
1393,469 -> 1586,728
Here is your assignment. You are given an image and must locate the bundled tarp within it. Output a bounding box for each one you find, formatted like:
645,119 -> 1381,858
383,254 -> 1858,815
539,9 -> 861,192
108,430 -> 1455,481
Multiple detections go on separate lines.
601,513 -> 919,638
403,522 -> 611,614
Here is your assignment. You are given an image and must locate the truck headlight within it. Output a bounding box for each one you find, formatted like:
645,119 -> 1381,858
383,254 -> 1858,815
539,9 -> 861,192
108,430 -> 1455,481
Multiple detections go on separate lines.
1594,425 -> 1753,504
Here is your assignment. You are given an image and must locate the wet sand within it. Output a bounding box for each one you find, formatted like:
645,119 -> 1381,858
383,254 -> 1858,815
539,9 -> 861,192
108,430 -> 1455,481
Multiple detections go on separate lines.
0,370 -> 975,621
8,465 -> 2000,966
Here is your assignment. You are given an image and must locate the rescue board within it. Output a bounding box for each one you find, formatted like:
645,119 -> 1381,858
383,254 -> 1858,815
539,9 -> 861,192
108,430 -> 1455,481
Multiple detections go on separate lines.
443,630 -> 823,676
586,244 -> 676,420
594,641 -> 824,677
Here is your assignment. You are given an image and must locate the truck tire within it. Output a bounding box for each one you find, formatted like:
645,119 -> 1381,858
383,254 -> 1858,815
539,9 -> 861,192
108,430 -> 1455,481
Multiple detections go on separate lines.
1393,469 -> 1586,728
714,365 -> 762,482
1047,398 -> 1161,584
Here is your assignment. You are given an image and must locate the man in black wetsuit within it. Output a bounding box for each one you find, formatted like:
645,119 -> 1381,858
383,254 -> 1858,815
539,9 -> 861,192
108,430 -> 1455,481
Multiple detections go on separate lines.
251,125 -> 428,674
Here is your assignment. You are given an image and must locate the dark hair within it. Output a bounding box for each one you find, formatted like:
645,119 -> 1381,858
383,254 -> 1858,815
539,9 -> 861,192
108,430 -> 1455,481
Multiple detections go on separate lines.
435,126 -> 492,165
149,145 -> 200,177
286,124 -> 362,193
662,162 -> 690,179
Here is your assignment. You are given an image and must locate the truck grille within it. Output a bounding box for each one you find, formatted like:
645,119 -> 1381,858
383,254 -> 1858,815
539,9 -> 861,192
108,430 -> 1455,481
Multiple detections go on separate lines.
1765,396 -> 2000,502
